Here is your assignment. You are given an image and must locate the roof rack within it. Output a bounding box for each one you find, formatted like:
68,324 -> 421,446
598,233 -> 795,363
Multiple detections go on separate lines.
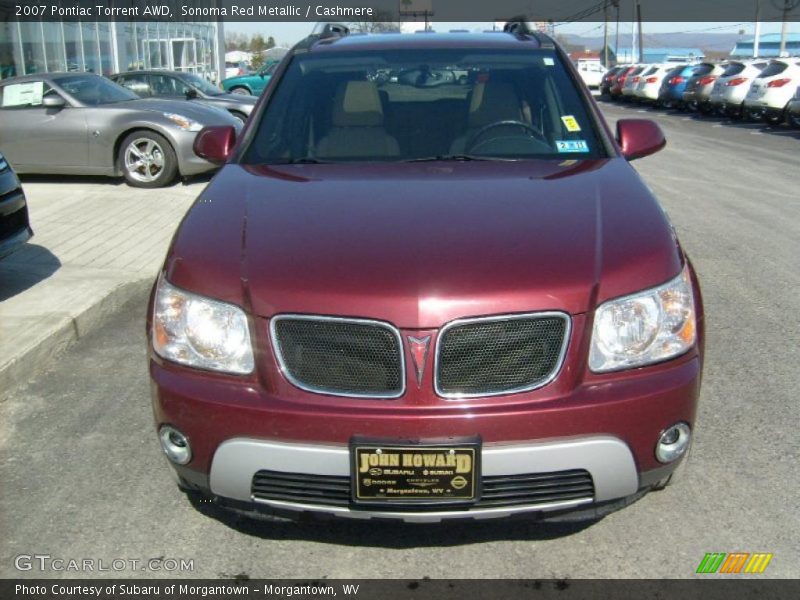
293,22 -> 350,52
503,18 -> 532,36
311,21 -> 350,40
502,17 -> 554,48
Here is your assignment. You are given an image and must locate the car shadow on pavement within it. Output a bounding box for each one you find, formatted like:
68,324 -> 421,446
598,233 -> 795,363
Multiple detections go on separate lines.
0,244 -> 61,301
186,494 -> 599,547
18,174 -> 127,187
17,172 -> 216,187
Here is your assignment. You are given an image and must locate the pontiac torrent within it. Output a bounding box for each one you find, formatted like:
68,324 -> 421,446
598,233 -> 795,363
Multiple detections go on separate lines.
148,24 -> 704,523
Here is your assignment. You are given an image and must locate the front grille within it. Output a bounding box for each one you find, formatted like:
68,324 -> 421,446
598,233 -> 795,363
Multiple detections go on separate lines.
435,313 -> 569,398
251,469 -> 594,510
271,316 -> 404,398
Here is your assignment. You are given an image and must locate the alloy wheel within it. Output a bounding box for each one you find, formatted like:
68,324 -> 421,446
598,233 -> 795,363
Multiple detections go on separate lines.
124,138 -> 166,183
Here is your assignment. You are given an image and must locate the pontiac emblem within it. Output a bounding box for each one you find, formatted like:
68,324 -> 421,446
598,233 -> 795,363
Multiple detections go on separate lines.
407,335 -> 431,386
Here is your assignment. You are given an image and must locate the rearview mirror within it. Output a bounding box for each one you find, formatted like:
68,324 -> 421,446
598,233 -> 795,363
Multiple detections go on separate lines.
42,95 -> 66,109
193,126 -> 236,164
616,119 -> 666,161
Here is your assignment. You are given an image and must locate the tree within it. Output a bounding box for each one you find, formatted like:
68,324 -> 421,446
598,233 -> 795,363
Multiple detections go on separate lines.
250,34 -> 267,54
224,32 -> 249,52
350,10 -> 402,33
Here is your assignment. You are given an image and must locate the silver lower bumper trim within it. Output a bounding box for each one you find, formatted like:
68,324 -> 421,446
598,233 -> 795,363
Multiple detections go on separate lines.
252,496 -> 594,523
209,436 -> 638,523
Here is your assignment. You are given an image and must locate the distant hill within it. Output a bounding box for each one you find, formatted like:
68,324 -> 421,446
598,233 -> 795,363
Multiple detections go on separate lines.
561,32 -> 742,54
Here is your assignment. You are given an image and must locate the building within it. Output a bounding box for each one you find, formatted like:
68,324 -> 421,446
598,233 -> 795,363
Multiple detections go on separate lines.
0,20 -> 225,83
730,33 -> 800,58
569,51 -> 601,63
601,46 -> 705,65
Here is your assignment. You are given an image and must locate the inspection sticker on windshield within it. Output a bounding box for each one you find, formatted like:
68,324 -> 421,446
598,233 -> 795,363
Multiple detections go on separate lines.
556,140 -> 589,153
543,57 -> 555,66
561,115 -> 582,132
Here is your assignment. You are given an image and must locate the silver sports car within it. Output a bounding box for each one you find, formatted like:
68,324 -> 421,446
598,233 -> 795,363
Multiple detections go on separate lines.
0,73 -> 242,188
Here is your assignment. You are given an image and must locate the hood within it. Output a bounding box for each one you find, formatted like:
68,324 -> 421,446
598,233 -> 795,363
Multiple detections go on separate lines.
217,93 -> 258,105
166,159 -> 681,329
123,98 -> 238,124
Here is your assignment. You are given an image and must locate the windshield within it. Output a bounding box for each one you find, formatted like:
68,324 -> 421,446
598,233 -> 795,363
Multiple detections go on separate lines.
244,48 -> 605,163
184,73 -> 223,96
53,74 -> 138,105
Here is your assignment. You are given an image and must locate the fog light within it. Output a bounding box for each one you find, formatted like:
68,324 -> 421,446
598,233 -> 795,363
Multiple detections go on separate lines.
159,426 -> 192,465
656,422 -> 691,463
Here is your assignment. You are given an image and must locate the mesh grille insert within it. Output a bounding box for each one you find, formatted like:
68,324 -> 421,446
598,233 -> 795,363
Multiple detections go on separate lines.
251,469 -> 594,510
436,314 -> 568,397
272,317 -> 403,397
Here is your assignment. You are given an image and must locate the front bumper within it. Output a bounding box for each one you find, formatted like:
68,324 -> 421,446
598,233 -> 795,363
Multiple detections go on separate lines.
151,349 -> 701,521
0,167 -> 33,259
170,129 -> 222,177
202,436 -> 639,523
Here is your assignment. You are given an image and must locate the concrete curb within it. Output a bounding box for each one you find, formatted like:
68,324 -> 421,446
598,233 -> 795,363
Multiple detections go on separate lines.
0,278 -> 153,395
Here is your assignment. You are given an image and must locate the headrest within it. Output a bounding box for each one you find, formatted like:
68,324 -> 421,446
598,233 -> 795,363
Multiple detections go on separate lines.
332,81 -> 384,127
468,82 -> 523,127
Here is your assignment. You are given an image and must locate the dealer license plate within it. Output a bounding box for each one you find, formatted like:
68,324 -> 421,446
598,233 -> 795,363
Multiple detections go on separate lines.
352,443 -> 479,504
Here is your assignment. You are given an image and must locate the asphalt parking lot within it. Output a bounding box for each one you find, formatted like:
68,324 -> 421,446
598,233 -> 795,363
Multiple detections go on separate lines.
1,101 -> 798,580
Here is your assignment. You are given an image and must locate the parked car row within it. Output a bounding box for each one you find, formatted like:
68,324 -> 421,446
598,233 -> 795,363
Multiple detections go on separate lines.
601,58 -> 800,128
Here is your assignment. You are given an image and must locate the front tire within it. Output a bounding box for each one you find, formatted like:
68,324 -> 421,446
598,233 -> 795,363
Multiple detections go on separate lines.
119,131 -> 177,188
229,110 -> 248,124
229,86 -> 250,96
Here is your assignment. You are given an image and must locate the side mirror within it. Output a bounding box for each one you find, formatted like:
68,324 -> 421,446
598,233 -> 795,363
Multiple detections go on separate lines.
193,125 -> 236,164
185,88 -> 198,99
42,95 -> 67,109
617,119 -> 666,161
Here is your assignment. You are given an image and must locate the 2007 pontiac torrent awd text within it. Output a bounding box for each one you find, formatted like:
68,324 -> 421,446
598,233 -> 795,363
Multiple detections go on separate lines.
147,22 -> 704,523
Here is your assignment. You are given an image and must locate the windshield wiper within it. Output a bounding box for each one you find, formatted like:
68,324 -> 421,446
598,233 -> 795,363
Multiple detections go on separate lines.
405,154 -> 495,162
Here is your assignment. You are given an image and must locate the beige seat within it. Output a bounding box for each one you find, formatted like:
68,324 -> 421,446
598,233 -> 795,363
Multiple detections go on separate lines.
450,82 -> 524,154
316,81 -> 400,159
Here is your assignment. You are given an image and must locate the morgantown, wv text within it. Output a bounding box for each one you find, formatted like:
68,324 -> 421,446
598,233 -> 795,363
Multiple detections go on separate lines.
15,583 -> 360,597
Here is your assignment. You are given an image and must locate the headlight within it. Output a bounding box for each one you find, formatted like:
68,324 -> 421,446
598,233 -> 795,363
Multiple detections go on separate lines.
0,153 -> 8,172
589,265 -> 696,372
163,112 -> 203,132
152,277 -> 254,374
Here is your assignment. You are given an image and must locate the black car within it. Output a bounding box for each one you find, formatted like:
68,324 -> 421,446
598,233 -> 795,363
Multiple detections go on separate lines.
110,71 -> 257,124
0,152 -> 33,259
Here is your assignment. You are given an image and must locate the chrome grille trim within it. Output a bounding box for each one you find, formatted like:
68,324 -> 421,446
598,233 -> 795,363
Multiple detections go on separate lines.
434,311 -> 571,400
269,314 -> 406,399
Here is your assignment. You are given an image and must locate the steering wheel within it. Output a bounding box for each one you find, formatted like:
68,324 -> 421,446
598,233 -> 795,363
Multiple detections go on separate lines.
465,120 -> 548,154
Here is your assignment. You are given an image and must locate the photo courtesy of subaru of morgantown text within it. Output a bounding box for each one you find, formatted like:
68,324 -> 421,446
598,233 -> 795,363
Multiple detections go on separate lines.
149,22 -> 703,523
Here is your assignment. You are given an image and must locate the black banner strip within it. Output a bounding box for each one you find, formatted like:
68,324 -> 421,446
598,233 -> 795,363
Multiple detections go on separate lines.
2,0 -> 800,23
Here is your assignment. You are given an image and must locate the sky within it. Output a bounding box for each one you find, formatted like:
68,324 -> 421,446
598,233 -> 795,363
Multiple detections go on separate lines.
226,21 -> 798,47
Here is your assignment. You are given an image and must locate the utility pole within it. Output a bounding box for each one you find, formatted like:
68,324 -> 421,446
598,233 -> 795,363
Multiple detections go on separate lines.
775,0 -> 800,57
754,0 -> 761,58
637,1 -> 644,63
631,2 -> 636,63
614,0 -> 620,65
603,2 -> 609,66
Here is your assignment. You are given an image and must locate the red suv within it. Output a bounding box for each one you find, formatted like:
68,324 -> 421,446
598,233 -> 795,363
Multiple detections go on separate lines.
148,23 -> 703,523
